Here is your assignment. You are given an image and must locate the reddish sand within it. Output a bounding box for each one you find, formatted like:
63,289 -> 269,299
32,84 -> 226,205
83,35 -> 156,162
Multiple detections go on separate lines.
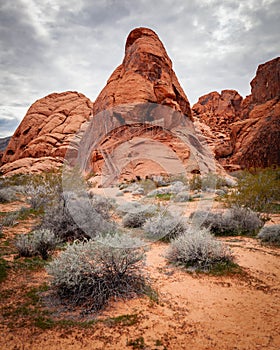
0,200 -> 279,350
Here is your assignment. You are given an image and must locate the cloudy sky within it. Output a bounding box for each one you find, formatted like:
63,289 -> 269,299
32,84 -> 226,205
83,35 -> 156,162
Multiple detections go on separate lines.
0,0 -> 279,137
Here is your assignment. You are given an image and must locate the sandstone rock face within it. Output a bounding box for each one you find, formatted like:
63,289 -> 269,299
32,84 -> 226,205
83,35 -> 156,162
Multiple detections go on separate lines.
75,27 -> 220,183
1,92 -> 93,175
192,90 -> 242,161
193,57 -> 280,170
230,57 -> 280,169
251,57 -> 280,105
92,27 -> 192,120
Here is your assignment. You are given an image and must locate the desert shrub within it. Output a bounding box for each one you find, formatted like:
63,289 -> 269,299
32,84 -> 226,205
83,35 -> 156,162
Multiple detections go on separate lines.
190,207 -> 263,236
167,227 -> 233,270
89,194 -> 115,220
1,211 -> 19,227
122,203 -> 158,228
257,225 -> 280,245
143,213 -> 187,242
47,233 -> 147,311
226,167 -> 280,214
0,188 -> 17,203
41,194 -> 115,241
117,202 -> 157,216
189,173 -> 229,191
123,211 -> 147,228
189,174 -> 202,191
23,171 -> 63,210
0,207 -> 40,227
15,229 -> 59,260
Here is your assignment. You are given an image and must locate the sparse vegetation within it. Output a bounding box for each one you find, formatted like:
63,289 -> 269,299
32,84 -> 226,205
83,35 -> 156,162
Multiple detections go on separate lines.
0,257 -> 8,283
0,187 -> 17,203
188,173 -> 228,191
226,167 -> 280,215
41,193 -> 115,241
104,313 -> 139,327
167,227 -> 233,271
23,171 -> 63,210
122,211 -> 148,228
47,233 -> 147,312
127,336 -> 146,349
144,213 -> 187,242
191,207 -> 263,236
15,229 -> 60,260
257,225 -> 280,245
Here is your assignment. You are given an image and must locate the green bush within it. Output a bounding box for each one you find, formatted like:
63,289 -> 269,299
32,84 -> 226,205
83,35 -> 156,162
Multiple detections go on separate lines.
226,167 -> 280,214
257,225 -> 280,245
143,213 -> 187,242
47,233 -> 147,311
167,227 -> 233,271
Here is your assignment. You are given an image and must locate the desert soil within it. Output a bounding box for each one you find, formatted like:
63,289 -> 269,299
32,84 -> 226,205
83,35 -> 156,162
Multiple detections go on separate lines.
0,197 -> 279,350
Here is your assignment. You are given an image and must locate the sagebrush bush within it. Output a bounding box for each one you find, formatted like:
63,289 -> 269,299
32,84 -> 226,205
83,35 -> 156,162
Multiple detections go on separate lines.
143,213 -> 187,242
226,167 -> 280,214
122,211 -> 149,228
0,188 -> 17,203
15,229 -> 59,259
1,211 -> 19,227
41,193 -> 115,241
89,194 -> 115,220
23,171 -> 63,210
47,233 -> 147,311
257,225 -> 280,245
167,227 -> 233,270
190,207 -> 263,236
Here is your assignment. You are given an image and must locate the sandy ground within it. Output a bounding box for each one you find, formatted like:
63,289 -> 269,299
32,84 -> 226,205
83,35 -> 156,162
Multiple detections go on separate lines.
0,197 -> 279,350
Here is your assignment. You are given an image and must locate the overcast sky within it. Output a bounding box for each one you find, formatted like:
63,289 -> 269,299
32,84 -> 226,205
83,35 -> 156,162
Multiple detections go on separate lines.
0,0 -> 279,137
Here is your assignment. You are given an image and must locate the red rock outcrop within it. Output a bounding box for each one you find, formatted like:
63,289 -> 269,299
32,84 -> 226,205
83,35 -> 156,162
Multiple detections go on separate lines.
192,90 -> 242,161
230,57 -> 280,168
1,92 -> 93,175
92,27 -> 192,120
76,27 -> 220,182
193,57 -> 280,170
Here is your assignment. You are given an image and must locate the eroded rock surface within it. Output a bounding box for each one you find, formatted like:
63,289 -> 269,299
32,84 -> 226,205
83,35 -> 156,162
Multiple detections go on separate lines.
230,57 -> 280,168
92,27 -> 192,120
1,92 -> 93,175
193,57 -> 280,170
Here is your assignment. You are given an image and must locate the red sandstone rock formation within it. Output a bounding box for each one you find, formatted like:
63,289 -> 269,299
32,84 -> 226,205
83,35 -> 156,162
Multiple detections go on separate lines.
92,27 -> 192,120
77,27 -> 218,183
192,90 -> 242,161
230,57 -> 280,168
193,57 -> 280,170
0,92 -> 93,175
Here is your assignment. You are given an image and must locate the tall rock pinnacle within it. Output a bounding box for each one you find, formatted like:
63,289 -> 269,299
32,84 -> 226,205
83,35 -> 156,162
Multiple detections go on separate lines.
92,27 -> 192,120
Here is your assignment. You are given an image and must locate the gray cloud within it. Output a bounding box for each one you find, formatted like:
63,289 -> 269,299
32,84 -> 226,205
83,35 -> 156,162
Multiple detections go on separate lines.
0,0 -> 279,137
